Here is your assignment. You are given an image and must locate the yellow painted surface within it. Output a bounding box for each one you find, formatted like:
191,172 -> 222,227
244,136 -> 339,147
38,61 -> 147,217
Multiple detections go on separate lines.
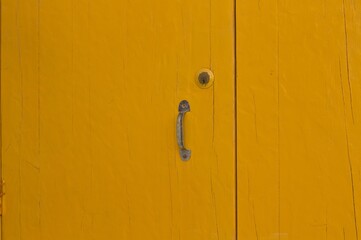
3,0 -> 361,239
1,0 -> 235,239
237,0 -> 361,239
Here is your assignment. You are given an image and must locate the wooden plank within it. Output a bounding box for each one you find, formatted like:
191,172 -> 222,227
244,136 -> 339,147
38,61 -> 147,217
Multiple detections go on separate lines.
237,0 -> 361,239
1,0 -> 235,239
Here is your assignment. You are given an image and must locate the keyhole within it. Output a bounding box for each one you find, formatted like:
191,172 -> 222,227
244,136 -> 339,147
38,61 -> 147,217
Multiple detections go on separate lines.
198,72 -> 210,85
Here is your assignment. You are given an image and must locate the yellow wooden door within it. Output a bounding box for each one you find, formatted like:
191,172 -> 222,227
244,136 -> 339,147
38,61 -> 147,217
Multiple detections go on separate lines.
237,0 -> 361,239
1,0 -> 235,239
4,0 -> 361,239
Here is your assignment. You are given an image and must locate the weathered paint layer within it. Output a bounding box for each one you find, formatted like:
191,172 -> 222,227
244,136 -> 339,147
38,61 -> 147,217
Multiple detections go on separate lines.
237,0 -> 361,239
1,0 -> 235,239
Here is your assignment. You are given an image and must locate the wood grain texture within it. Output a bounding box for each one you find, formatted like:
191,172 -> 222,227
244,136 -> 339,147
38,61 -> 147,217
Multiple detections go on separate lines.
237,0 -> 361,239
1,0 -> 235,239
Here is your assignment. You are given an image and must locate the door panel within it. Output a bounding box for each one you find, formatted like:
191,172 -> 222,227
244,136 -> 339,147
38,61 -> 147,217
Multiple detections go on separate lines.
237,0 -> 361,239
1,0 -> 235,239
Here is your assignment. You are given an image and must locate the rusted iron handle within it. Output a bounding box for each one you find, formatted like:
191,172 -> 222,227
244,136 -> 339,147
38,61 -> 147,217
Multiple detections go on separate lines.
177,100 -> 191,161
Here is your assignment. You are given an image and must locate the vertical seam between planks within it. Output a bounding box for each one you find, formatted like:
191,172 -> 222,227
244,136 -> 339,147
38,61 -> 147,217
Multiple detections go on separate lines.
37,0 -> 41,238
233,0 -> 238,238
276,0 -> 281,238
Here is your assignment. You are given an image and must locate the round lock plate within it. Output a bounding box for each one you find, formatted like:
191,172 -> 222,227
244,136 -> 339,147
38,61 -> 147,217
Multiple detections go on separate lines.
195,69 -> 214,89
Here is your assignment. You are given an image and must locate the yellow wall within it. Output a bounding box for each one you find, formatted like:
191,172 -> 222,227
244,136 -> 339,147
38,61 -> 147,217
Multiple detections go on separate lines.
237,0 -> 361,239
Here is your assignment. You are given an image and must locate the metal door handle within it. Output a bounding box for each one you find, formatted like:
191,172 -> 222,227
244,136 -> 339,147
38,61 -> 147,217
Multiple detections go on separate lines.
177,100 -> 191,161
